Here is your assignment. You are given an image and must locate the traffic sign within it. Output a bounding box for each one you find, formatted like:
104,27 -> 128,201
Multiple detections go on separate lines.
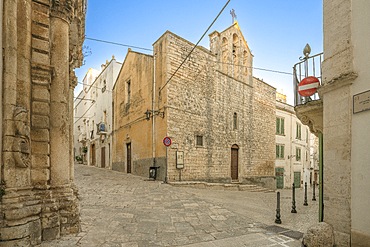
163,136 -> 172,147
298,76 -> 320,97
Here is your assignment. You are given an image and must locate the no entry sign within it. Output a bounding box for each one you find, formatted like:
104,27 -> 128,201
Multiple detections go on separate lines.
298,76 -> 320,97
163,136 -> 172,147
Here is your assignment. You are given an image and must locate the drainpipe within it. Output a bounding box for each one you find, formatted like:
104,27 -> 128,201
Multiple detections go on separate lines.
152,53 -> 156,168
290,112 -> 293,187
319,132 -> 324,221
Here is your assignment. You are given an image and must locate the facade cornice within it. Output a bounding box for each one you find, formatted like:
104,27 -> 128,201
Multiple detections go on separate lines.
318,71 -> 357,95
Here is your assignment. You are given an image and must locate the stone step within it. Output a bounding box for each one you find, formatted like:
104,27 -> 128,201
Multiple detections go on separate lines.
168,181 -> 275,193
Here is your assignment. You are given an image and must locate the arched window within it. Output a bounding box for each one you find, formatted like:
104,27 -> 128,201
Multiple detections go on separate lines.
243,51 -> 249,75
232,34 -> 239,66
222,37 -> 228,71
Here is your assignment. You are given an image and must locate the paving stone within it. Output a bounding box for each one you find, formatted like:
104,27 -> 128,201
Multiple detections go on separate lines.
42,164 -> 313,246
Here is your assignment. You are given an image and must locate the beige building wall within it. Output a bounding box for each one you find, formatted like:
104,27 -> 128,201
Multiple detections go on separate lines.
351,0 -> 370,245
319,0 -> 370,245
112,50 -> 160,176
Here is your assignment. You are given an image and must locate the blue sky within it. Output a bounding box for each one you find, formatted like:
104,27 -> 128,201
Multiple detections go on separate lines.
75,0 -> 323,104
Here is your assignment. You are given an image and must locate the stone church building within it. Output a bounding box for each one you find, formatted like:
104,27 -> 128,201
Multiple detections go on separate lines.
0,0 -> 86,245
112,22 -> 276,188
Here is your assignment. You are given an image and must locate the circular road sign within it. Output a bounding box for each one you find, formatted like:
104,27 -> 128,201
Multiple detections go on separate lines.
163,136 -> 172,147
298,76 -> 320,97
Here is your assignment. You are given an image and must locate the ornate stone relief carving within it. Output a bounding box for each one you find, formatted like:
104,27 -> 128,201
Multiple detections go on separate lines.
12,107 -> 31,168
51,0 -> 75,22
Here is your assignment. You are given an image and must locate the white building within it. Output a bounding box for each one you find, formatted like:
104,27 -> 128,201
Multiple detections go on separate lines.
74,56 -> 121,168
275,93 -> 318,189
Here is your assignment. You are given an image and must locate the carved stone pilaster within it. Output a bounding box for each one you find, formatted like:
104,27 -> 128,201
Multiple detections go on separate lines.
50,0 -> 74,23
295,99 -> 323,137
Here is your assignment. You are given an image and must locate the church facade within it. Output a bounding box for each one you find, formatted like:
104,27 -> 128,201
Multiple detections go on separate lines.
112,22 -> 276,188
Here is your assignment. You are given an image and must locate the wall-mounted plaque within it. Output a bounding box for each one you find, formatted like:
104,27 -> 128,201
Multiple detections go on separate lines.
354,90 -> 370,114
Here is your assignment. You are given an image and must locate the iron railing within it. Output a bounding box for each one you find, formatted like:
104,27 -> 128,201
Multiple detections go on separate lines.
293,52 -> 323,106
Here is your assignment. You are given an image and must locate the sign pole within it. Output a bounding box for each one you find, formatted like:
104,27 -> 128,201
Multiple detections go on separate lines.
163,136 -> 171,183
165,146 -> 168,183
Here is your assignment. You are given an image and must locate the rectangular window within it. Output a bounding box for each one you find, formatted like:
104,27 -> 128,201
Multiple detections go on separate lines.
296,122 -> 302,140
196,135 -> 203,146
276,117 -> 285,135
276,144 -> 285,159
296,147 -> 301,161
306,129 -> 309,143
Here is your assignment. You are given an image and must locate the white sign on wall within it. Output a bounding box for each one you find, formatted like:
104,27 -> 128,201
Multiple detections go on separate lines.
176,151 -> 184,169
354,90 -> 370,114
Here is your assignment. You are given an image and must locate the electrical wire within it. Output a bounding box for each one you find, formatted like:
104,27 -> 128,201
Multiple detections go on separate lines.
158,0 -> 230,93
84,37 -> 294,76
85,37 -> 153,52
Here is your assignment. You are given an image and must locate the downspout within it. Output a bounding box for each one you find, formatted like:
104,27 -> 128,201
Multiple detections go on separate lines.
290,112 -> 293,187
152,53 -> 156,167
319,132 -> 324,221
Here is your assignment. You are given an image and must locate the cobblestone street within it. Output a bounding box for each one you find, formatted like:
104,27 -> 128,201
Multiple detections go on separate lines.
42,164 -> 319,247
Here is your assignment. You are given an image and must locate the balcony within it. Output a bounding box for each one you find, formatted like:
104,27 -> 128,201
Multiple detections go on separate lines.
78,133 -> 87,143
293,45 -> 323,136
97,122 -> 107,135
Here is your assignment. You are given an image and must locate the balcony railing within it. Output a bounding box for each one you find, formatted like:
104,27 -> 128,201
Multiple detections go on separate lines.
293,52 -> 323,106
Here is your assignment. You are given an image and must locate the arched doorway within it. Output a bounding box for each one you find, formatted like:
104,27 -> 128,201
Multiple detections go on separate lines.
231,144 -> 239,181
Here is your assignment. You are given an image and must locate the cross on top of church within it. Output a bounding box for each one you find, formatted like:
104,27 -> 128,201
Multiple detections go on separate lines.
230,9 -> 237,24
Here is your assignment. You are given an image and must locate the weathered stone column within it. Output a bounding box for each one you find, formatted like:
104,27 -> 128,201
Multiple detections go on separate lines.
49,1 -> 71,186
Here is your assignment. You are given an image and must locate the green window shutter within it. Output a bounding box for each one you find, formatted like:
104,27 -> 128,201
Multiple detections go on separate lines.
281,118 -> 285,135
276,145 -> 279,158
281,145 -> 284,158
276,118 -> 280,134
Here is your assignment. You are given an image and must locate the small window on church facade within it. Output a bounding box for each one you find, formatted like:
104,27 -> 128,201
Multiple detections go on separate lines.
196,135 -> 203,147
233,112 -> 238,130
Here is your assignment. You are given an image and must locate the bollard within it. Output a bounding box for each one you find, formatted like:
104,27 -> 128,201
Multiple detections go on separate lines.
304,182 -> 308,206
275,192 -> 282,224
312,183 -> 316,201
291,183 -> 297,213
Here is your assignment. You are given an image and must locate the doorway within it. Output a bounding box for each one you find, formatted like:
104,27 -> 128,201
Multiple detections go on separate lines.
126,143 -> 131,173
231,144 -> 239,180
90,144 -> 96,166
294,172 -> 301,188
276,167 -> 284,189
101,146 -> 105,168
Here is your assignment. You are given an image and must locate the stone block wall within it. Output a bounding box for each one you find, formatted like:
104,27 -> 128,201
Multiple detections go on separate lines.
1,0 -> 85,245
154,29 -> 275,185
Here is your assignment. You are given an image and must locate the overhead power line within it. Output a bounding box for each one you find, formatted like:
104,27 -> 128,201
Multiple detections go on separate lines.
84,36 -> 294,76
158,0 -> 231,93
85,37 -> 153,52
